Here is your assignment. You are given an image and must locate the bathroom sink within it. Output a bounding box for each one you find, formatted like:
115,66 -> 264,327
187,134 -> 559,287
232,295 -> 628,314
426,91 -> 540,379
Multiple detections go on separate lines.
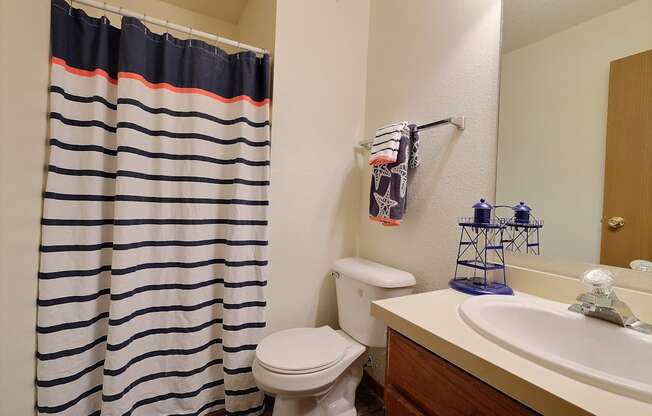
459,294 -> 652,403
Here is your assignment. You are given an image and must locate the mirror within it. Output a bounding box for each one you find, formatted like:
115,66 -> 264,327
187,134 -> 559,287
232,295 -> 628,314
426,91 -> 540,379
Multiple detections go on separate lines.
496,0 -> 652,271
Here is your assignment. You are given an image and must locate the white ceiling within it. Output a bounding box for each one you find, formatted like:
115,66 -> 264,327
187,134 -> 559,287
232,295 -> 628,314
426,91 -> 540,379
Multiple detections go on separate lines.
502,0 -> 639,53
158,0 -> 249,24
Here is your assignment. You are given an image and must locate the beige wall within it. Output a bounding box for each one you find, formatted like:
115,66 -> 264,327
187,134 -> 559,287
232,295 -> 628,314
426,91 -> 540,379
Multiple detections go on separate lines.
497,0 -> 652,264
267,0 -> 370,336
0,1 -> 50,414
357,0 -> 502,383
359,0 -> 502,297
236,0 -> 277,54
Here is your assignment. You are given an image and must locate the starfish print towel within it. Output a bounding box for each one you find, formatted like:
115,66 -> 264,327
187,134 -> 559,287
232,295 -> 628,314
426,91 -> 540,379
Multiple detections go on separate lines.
369,124 -> 420,226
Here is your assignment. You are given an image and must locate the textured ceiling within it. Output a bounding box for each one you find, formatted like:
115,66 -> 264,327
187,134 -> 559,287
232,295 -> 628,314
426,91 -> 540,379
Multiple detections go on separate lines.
502,0 -> 639,53
158,0 -> 249,24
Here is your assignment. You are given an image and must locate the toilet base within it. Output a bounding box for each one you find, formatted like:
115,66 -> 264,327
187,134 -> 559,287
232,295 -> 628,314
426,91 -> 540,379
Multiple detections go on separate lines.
272,360 -> 363,416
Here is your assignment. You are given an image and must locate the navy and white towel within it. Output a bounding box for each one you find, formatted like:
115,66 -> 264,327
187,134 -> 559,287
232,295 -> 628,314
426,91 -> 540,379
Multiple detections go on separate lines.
368,121 -> 408,166
369,124 -> 419,226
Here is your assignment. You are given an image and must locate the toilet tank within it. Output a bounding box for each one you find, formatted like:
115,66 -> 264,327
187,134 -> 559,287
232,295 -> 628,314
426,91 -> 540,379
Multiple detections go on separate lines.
332,257 -> 416,348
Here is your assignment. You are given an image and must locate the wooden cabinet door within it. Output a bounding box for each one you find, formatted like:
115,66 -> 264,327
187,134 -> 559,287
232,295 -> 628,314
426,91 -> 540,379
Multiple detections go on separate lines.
600,49 -> 652,267
385,329 -> 538,416
385,385 -> 425,416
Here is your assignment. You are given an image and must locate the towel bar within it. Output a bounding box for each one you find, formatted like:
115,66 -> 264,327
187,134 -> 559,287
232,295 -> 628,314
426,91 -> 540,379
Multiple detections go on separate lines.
358,116 -> 465,150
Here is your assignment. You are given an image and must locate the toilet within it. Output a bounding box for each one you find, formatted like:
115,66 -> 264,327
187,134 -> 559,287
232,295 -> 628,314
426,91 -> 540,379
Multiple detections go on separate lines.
253,257 -> 416,416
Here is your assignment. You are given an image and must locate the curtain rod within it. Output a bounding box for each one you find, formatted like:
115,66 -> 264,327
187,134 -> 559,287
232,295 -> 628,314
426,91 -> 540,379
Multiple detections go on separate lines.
68,0 -> 268,55
358,116 -> 465,149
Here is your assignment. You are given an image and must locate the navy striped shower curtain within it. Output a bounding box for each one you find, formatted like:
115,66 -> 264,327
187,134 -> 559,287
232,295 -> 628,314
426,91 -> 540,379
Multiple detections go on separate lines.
37,2 -> 270,415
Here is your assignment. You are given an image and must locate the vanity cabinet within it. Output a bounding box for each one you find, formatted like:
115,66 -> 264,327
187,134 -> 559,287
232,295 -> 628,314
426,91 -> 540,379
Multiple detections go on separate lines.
384,329 -> 539,416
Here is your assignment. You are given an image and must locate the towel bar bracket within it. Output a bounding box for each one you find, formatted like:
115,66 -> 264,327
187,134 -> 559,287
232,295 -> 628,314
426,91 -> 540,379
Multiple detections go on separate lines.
450,116 -> 465,130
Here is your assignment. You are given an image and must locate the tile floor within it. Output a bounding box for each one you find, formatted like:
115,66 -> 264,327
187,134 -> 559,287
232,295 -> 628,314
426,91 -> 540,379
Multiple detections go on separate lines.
355,378 -> 385,416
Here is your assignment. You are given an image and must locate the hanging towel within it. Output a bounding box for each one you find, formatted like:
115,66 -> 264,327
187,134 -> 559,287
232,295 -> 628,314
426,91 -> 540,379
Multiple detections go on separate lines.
368,121 -> 408,166
369,124 -> 420,226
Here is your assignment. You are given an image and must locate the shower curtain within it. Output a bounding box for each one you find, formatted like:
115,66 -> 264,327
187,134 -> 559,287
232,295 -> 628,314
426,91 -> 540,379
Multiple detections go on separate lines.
37,1 -> 270,415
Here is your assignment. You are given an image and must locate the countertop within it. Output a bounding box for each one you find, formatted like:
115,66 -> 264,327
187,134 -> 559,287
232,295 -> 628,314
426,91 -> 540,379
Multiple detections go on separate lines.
371,289 -> 652,416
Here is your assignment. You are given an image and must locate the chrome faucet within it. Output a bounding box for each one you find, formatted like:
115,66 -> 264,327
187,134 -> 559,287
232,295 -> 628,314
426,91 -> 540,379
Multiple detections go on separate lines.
568,268 -> 652,335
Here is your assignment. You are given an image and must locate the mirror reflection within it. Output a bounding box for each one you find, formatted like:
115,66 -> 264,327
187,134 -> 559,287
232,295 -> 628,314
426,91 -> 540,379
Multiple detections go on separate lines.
497,0 -> 652,270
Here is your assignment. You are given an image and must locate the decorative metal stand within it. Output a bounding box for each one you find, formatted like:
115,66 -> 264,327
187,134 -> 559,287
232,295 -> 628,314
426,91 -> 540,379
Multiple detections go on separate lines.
503,220 -> 543,255
449,219 -> 513,296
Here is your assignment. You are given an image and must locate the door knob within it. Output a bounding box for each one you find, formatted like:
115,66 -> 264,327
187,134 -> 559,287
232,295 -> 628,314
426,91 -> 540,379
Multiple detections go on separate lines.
607,216 -> 625,229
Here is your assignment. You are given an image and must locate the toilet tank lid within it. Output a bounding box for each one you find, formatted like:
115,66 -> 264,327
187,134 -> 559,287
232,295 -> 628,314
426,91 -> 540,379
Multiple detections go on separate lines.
332,257 -> 416,288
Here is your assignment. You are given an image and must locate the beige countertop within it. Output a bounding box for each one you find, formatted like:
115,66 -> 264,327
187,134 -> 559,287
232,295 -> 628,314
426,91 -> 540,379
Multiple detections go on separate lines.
371,289 -> 652,416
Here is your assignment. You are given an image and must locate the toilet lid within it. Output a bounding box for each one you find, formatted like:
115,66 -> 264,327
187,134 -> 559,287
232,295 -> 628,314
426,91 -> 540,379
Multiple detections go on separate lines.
256,326 -> 348,374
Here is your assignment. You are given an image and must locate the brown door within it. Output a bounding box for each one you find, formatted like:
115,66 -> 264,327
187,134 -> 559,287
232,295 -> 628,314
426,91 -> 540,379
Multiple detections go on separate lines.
600,50 -> 652,268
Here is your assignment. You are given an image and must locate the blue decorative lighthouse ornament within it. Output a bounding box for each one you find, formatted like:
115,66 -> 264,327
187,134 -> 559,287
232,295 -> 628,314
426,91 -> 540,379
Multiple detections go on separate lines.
512,202 -> 531,224
449,199 -> 514,296
473,198 -> 492,224
503,201 -> 543,255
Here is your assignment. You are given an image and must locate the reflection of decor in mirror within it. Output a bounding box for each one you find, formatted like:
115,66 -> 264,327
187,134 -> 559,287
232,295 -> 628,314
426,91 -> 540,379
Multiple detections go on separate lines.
599,50 -> 652,268
493,201 -> 544,256
497,0 -> 652,270
511,201 -> 531,224
450,199 -> 513,296
503,220 -> 543,255
631,260 -> 652,272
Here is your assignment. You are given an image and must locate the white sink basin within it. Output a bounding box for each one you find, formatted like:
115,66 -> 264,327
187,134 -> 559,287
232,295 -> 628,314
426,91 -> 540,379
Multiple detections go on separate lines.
459,294 -> 652,403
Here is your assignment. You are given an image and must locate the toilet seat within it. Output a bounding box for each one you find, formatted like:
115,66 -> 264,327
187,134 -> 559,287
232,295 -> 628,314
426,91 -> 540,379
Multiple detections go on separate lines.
256,326 -> 348,375
253,328 -> 365,398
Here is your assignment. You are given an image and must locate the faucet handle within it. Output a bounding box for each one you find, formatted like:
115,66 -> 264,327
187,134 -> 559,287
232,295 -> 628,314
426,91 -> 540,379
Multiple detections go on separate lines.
581,268 -> 615,296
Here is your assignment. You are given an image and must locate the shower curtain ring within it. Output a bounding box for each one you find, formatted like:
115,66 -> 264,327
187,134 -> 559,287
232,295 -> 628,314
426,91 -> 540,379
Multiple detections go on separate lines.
165,20 -> 170,40
189,28 -> 193,47
69,0 -> 73,15
101,2 -> 108,24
